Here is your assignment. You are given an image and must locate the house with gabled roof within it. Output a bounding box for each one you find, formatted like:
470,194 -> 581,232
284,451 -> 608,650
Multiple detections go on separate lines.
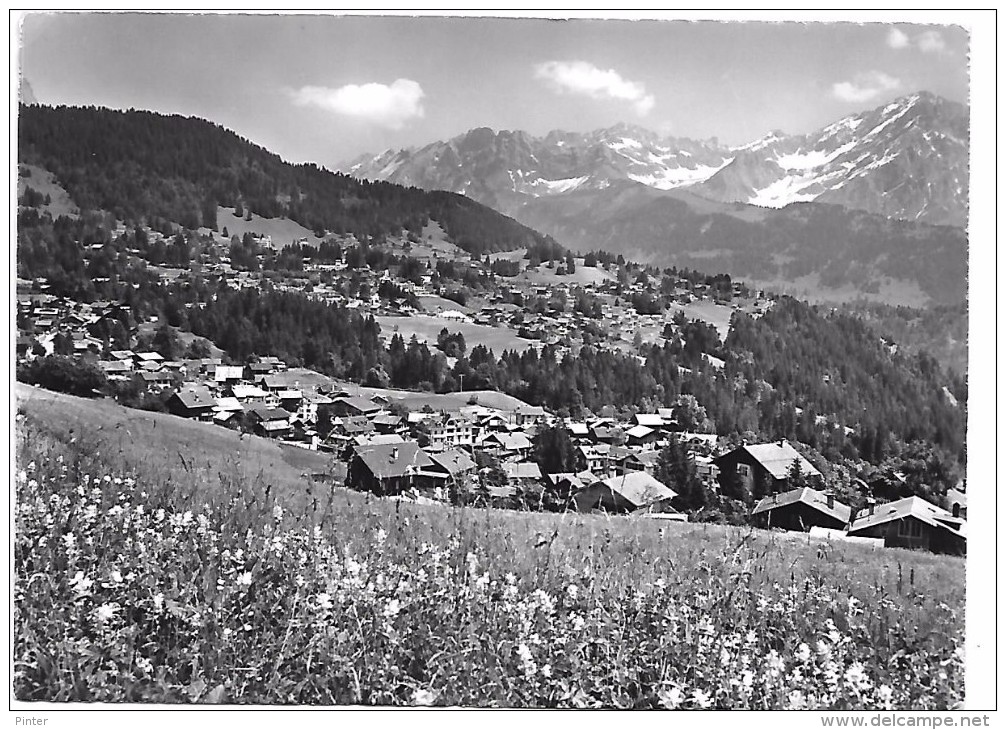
715,439 -> 822,495
167,386 -> 216,419
347,441 -> 436,496
751,487 -> 851,532
846,496 -> 966,555
572,472 -> 678,515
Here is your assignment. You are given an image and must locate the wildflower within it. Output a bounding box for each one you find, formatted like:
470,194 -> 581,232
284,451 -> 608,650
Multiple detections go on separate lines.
109,569 -> 123,584
69,571 -> 93,598
375,527 -> 387,545
517,642 -> 536,677
62,533 -> 76,550
719,647 -> 731,666
412,688 -> 437,706
654,578 -> 666,591
316,592 -> 334,610
475,573 -> 490,593
93,603 -> 120,623
786,689 -> 806,709
27,461 -> 36,472
152,593 -> 164,610
796,642 -> 812,662
844,661 -> 872,692
658,685 -> 685,709
236,571 -> 253,587
690,688 -> 713,709
17,470 -> 26,482
566,584 -> 579,601
571,614 -> 586,632
877,684 -> 894,708
741,670 -> 754,691
540,664 -> 552,678
384,599 -> 401,620
136,656 -> 153,674
272,504 -> 284,522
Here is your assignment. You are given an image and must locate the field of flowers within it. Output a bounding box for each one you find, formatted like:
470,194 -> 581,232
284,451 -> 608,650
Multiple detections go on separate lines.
14,412 -> 965,708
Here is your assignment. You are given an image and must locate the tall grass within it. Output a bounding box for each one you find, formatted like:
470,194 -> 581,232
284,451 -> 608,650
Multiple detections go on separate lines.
13,414 -> 964,707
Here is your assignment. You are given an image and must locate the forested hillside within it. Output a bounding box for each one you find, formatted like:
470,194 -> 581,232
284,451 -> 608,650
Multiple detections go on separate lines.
18,105 -> 558,256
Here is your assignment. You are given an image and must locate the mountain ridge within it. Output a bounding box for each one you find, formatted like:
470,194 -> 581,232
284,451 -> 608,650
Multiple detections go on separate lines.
345,91 -> 968,229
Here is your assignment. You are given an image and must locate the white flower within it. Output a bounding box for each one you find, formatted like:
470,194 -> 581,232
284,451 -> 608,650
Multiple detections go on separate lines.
384,599 -> 401,619
571,615 -> 586,632
93,603 -> 119,623
786,689 -> 806,709
412,688 -> 436,706
659,685 -> 685,709
375,527 -> 387,545
566,584 -> 579,601
690,688 -> 713,709
236,571 -> 253,587
152,592 -> 164,610
70,571 -> 93,597
109,569 -> 123,583
316,592 -> 334,610
845,662 -> 872,691
796,642 -> 812,662
540,664 -> 552,678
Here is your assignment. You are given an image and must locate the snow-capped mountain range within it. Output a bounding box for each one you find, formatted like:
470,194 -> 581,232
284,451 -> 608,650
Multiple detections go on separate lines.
344,91 -> 968,228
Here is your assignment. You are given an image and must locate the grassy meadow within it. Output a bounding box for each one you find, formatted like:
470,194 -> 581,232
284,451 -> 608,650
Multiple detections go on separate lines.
13,386 -> 965,707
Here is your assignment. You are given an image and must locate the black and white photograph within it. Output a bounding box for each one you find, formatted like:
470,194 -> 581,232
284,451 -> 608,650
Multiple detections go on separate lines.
9,9 -> 995,717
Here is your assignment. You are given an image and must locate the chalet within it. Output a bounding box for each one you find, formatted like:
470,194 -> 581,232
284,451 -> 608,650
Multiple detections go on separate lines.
510,405 -> 547,428
371,413 -> 407,436
590,424 -> 624,444
246,405 -> 293,438
139,370 -> 174,387
212,365 -> 244,384
330,396 -> 382,418
846,496 -> 966,555
715,440 -> 822,495
565,422 -> 590,441
347,442 -> 436,495
573,472 -> 678,515
167,386 -> 216,419
427,449 -> 477,486
277,389 -> 303,413
483,431 -> 532,459
751,487 -> 851,532
633,413 -> 666,429
230,384 -> 269,404
625,425 -> 658,447
97,360 -> 132,378
624,450 -> 661,475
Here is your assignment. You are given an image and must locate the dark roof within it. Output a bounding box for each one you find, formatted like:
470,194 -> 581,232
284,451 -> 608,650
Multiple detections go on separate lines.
752,487 -> 852,524
355,442 -> 434,480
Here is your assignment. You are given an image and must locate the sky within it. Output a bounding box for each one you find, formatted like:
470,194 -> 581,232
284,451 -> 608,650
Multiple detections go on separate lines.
18,12 -> 970,169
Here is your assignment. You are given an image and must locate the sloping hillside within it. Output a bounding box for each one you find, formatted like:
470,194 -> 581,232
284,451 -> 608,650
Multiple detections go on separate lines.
18,104 -> 560,257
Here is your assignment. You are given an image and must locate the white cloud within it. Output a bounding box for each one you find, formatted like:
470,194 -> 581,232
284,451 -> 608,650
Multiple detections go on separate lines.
534,60 -> 655,116
916,30 -> 947,54
831,71 -> 902,104
291,79 -> 424,129
886,28 -> 910,49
